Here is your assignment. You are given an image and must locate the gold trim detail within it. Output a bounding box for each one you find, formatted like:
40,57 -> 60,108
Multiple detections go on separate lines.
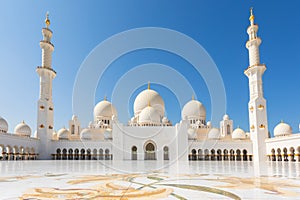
258,104 -> 264,110
249,106 -> 254,111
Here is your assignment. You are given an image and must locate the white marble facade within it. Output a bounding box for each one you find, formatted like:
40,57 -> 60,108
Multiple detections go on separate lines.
0,10 -> 300,163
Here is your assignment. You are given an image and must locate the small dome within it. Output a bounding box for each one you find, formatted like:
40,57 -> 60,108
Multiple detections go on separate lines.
274,122 -> 292,137
162,117 -> 168,123
208,128 -> 220,139
207,121 -> 212,126
72,115 -> 78,121
139,106 -> 161,124
14,121 -> 31,137
223,114 -> 229,120
94,99 -> 117,120
182,100 -> 206,120
80,128 -> 92,140
232,128 -> 246,140
57,128 -> 69,140
134,88 -> 165,117
0,117 -> 8,133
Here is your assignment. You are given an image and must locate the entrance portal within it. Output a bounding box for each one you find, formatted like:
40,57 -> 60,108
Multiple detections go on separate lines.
144,142 -> 156,160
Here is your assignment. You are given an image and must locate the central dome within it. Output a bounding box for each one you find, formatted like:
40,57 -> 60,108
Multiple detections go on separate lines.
133,88 -> 165,117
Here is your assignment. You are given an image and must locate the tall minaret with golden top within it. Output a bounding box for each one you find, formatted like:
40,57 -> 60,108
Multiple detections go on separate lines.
36,12 -> 56,159
244,8 -> 268,163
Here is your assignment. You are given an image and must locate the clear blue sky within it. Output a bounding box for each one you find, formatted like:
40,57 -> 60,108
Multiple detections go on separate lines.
0,1 -> 299,137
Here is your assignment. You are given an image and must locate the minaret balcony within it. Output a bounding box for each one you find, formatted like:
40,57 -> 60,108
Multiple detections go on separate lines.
37,66 -> 56,74
244,63 -> 266,74
40,40 -> 54,48
42,27 -> 53,34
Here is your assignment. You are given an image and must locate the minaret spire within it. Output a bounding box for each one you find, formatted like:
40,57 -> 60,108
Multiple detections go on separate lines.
244,8 -> 268,163
36,12 -> 56,159
249,7 -> 254,25
45,12 -> 50,28
246,7 -> 261,67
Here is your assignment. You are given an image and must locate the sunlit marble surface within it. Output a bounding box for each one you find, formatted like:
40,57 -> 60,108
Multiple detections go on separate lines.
0,161 -> 299,199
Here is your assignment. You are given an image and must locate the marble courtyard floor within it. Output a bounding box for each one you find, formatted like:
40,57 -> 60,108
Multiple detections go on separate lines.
0,160 -> 300,199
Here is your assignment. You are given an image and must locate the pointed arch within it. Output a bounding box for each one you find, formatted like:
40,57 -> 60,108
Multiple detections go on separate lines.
163,146 -> 169,160
131,146 -> 137,160
144,141 -> 156,160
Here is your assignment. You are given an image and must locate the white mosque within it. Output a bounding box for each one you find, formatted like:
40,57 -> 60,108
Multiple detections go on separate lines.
0,10 -> 299,163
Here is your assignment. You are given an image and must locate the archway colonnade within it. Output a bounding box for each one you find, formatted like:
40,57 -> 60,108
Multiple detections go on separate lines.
52,148 -> 112,160
0,145 -> 37,160
188,148 -> 252,161
268,146 -> 300,162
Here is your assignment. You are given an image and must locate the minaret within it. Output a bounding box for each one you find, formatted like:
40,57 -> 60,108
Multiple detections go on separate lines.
244,8 -> 268,163
36,12 -> 56,159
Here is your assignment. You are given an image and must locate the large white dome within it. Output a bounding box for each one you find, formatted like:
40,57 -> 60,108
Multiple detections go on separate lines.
138,106 -> 161,124
181,100 -> 206,120
232,128 -> 246,140
14,121 -> 31,137
94,99 -> 117,119
274,122 -> 292,137
208,128 -> 220,139
0,117 -> 8,133
57,128 -> 69,140
134,89 -> 165,117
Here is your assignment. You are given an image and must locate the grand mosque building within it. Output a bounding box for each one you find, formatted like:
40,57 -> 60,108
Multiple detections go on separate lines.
0,10 -> 300,162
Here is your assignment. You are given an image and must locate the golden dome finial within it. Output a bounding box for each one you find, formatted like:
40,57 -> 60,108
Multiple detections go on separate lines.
192,94 -> 195,100
249,7 -> 255,22
104,95 -> 107,101
45,11 -> 50,28
147,81 -> 150,90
